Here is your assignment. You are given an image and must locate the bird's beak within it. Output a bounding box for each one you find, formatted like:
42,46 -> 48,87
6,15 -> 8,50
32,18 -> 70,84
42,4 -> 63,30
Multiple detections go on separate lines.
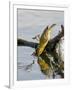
49,24 -> 56,30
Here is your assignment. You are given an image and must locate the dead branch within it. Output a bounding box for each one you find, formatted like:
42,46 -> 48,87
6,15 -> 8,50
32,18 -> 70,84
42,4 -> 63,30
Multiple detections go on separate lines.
17,39 -> 38,49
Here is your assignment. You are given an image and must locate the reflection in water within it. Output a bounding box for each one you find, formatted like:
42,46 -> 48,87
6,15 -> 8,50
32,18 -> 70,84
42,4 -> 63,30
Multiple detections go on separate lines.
17,51 -> 64,79
17,43 -> 64,80
37,51 -> 64,79
37,57 -> 53,79
18,60 -> 35,72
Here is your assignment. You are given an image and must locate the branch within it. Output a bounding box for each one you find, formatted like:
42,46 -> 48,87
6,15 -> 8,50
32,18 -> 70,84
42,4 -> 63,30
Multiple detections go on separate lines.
17,39 -> 38,48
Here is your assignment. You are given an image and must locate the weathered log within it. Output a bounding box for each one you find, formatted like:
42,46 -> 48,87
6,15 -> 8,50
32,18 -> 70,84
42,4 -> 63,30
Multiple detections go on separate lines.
17,39 -> 38,48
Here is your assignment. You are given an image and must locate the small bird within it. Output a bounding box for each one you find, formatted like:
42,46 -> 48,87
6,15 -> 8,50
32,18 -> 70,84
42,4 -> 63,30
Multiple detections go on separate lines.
35,24 -> 56,56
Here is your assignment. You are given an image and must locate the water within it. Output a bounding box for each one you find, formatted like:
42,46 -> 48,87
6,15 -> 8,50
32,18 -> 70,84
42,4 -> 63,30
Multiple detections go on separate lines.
17,9 -> 64,80
17,46 -> 47,80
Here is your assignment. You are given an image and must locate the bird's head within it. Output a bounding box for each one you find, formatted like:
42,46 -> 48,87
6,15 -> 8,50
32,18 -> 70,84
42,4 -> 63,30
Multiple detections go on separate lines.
48,24 -> 56,31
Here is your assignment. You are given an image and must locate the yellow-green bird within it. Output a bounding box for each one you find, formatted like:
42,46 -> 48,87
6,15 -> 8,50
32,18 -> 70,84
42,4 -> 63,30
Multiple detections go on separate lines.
35,24 -> 56,56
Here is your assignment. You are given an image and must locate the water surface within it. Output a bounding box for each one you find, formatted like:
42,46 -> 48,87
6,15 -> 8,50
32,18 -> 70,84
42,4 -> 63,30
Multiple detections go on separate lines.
17,9 -> 64,80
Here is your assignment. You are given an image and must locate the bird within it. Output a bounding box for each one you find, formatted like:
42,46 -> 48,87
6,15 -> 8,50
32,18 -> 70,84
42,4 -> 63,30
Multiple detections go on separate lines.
35,24 -> 56,56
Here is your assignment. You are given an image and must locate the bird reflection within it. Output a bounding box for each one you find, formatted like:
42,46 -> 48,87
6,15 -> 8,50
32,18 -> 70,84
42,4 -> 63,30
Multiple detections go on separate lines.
37,52 -> 64,79
37,56 -> 53,79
